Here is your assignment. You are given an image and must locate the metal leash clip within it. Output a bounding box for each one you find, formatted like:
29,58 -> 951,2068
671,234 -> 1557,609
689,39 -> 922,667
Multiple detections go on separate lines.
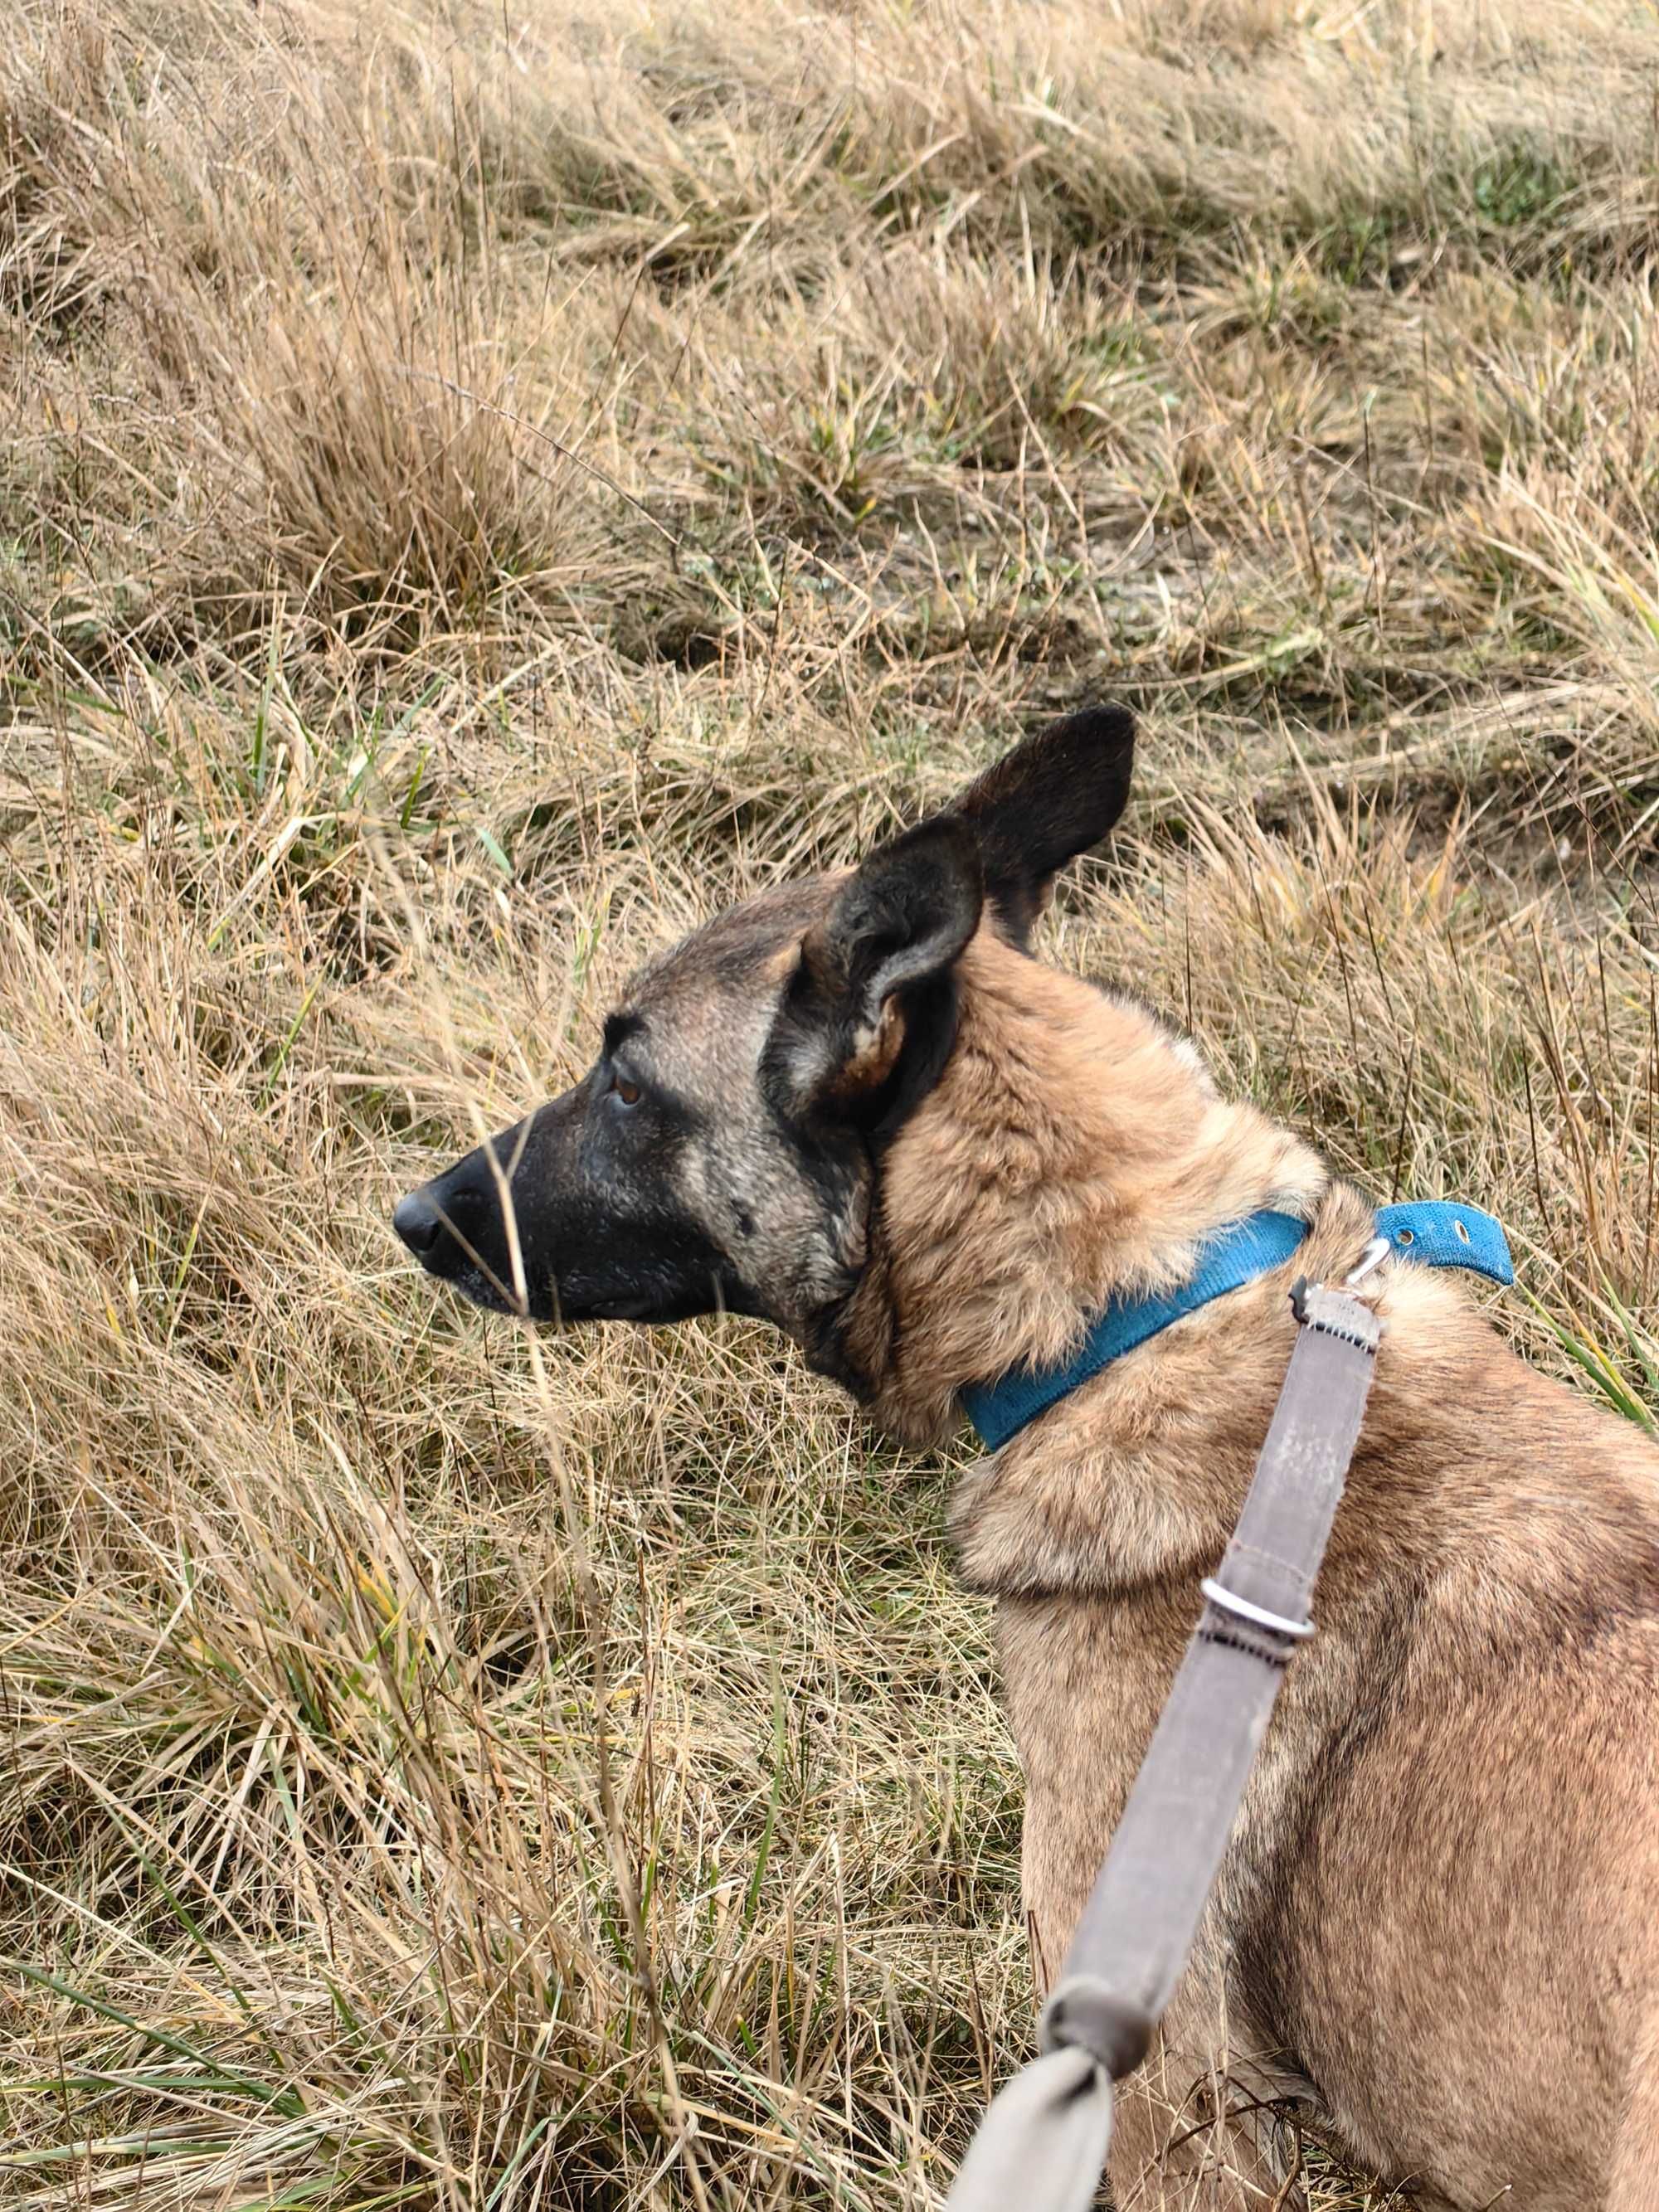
1345,1233 -> 1391,1288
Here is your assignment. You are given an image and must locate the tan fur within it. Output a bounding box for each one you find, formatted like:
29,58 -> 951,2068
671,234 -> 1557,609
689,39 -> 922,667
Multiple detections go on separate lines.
844,924 -> 1659,2210
406,769 -> 1659,2207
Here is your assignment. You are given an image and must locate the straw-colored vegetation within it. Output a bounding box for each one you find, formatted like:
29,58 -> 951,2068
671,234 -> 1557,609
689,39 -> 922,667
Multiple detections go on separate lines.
4,0 -> 1659,2204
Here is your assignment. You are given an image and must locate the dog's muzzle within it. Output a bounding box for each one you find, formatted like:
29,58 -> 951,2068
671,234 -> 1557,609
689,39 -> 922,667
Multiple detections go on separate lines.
392,1088 -> 751,1327
392,1116 -> 556,1315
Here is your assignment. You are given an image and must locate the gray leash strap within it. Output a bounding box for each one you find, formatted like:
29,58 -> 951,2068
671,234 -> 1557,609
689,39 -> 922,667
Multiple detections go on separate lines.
946,1278 -> 1382,2212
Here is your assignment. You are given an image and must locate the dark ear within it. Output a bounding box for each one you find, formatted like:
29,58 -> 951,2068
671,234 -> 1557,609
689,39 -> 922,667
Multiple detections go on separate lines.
954,703 -> 1135,946
765,814 -> 983,1120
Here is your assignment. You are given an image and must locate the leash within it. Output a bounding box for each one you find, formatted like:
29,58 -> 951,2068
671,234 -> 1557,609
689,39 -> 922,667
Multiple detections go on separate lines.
945,1217 -> 1486,2212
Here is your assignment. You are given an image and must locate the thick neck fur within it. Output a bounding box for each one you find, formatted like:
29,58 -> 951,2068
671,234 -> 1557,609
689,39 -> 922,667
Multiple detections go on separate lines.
841,926 -> 1327,1444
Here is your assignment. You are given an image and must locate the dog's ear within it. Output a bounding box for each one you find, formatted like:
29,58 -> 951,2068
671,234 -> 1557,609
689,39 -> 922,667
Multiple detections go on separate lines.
954,703 -> 1135,946
766,814 -> 983,1121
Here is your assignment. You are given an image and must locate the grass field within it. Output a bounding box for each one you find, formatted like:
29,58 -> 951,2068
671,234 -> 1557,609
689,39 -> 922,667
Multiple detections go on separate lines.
5,1 -> 1659,2204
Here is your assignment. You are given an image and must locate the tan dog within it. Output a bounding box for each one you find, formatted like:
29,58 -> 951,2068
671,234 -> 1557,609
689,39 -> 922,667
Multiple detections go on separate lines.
396,711 -> 1659,2210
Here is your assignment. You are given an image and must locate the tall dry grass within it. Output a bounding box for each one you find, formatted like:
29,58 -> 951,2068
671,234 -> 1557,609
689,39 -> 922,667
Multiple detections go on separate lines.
4,0 -> 1659,2205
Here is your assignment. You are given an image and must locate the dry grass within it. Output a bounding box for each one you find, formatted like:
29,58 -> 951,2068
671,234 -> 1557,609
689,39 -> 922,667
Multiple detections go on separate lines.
4,0 -> 1659,2205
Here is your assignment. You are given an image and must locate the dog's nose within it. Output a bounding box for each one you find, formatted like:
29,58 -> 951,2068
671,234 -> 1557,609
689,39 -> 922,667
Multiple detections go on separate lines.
393,1190 -> 445,1258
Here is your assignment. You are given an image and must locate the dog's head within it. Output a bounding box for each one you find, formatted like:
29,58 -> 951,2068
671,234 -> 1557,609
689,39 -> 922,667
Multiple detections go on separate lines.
393,706 -> 1136,1397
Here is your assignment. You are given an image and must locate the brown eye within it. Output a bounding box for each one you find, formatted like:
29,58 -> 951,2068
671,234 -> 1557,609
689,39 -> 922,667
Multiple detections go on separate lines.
612,1075 -> 641,1106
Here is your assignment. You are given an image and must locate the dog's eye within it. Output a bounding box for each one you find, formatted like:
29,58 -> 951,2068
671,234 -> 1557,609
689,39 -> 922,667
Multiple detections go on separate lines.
611,1073 -> 642,1107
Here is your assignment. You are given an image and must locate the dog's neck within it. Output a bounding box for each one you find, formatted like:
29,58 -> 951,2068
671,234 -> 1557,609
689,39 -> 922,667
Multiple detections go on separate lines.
839,926 -> 1326,1442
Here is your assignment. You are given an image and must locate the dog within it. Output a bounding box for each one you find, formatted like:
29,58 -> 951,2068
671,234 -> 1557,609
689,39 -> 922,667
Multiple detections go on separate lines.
395,708 -> 1659,2210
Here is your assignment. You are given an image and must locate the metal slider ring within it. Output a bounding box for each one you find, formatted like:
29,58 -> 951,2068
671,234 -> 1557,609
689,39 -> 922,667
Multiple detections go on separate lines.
1201,1578 -> 1316,1641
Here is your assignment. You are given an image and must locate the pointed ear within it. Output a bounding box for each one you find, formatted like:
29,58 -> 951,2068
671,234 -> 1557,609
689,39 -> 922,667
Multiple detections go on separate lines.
765,814 -> 983,1118
954,703 -> 1135,945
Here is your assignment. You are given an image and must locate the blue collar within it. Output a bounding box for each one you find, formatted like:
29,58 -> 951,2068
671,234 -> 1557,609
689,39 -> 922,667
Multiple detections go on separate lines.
961,1200 -> 1514,1452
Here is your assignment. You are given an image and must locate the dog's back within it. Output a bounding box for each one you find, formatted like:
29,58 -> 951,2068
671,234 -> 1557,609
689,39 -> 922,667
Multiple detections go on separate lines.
947,1101 -> 1659,2211
1273,1268 -> 1659,2209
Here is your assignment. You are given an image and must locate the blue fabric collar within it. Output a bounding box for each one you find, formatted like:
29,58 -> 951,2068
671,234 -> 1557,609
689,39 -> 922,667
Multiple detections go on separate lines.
961,1199 -> 1514,1452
